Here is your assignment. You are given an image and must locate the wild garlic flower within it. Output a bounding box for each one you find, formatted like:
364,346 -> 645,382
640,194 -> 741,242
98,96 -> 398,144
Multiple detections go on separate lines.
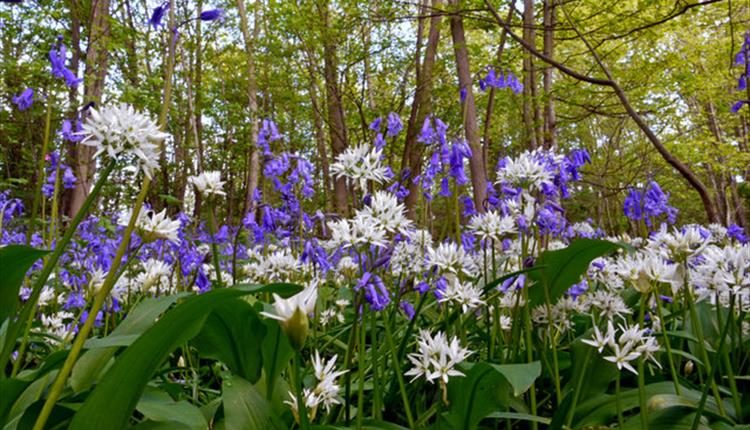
188,171 -> 226,198
468,210 -> 516,242
495,150 -> 557,192
285,350 -> 346,423
357,191 -> 413,235
135,259 -> 172,295
79,103 -> 168,179
330,144 -> 389,190
119,208 -> 181,244
427,242 -> 479,277
405,330 -> 472,403
438,277 -> 485,313
583,321 -> 660,375
39,311 -> 74,342
260,281 -> 318,350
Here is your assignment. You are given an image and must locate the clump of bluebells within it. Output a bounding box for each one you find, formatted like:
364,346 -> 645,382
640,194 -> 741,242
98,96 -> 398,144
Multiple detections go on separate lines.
623,180 -> 678,227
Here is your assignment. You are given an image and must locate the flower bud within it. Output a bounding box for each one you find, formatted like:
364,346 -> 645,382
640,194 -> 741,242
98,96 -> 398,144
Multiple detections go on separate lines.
284,307 -> 309,351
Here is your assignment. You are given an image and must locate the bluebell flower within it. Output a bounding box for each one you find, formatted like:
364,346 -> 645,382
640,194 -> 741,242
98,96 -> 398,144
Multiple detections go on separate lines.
731,100 -> 747,113
400,301 -> 415,320
727,224 -> 748,243
459,87 -> 467,103
49,39 -> 82,88
369,117 -> 382,131
12,88 -> 34,111
356,272 -> 390,311
386,112 -> 403,137
148,1 -> 169,29
200,8 -> 224,22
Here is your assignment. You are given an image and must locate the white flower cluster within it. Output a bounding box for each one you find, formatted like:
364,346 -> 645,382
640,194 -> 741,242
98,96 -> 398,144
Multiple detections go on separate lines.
285,351 -> 347,422
495,149 -> 559,192
79,103 -> 169,179
119,208 -> 181,244
188,171 -> 226,198
583,321 -> 660,375
467,210 -> 516,242
325,190 -> 411,250
405,330 -> 472,386
330,144 -> 389,190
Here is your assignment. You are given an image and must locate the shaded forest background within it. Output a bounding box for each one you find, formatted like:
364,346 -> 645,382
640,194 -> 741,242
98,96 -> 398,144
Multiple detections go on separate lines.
1,0 -> 750,234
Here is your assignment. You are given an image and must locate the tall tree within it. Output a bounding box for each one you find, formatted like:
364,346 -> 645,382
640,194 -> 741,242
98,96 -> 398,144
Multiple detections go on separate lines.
402,0 -> 443,218
68,0 -> 112,217
449,0 -> 487,212
237,0 -> 261,216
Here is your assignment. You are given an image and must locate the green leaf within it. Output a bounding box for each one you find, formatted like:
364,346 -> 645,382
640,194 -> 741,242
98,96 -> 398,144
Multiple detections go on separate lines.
261,319 -> 293,401
222,375 -> 285,430
69,288 -> 251,430
191,298 -> 266,383
135,388 -> 208,430
234,283 -> 304,297
444,361 -> 541,430
0,378 -> 29,427
527,239 -> 620,306
71,294 -> 186,393
0,245 -> 49,323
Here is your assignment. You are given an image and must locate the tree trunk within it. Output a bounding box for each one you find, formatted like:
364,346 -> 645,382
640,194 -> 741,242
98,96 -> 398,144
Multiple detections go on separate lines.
522,0 -> 538,149
403,0 -> 443,218
69,0 -> 111,218
237,0 -> 261,217
542,0 -> 557,149
321,1 -> 350,216
450,0 -> 488,212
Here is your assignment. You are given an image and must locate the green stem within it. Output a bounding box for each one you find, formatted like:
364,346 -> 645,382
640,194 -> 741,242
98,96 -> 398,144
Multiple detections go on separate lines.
383,316 -> 415,429
294,352 -> 311,430
522,289 -> 538,430
654,294 -> 681,395
26,95 -> 53,245
2,160 -> 117,375
33,176 -> 151,430
714,294 -> 741,420
207,204 -> 223,287
691,294 -> 735,430
565,347 -> 591,427
638,295 -> 649,430
615,371 -> 624,426
357,314 -> 365,430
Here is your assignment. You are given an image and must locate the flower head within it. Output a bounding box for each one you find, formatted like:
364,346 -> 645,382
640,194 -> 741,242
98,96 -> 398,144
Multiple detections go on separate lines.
199,8 -> 224,21
188,171 -> 226,198
148,1 -> 169,29
260,282 -> 318,350
78,103 -> 169,179
12,88 -> 34,111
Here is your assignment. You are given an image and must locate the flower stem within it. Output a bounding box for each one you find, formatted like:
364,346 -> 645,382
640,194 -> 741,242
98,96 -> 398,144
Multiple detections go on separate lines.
654,294 -> 681,395
294,352 -> 311,430
383,316 -> 415,429
565,347 -> 591,427
33,175 -> 151,430
207,203 -> 224,287
637,295 -> 649,430
25,95 -> 53,246
615,371 -> 624,426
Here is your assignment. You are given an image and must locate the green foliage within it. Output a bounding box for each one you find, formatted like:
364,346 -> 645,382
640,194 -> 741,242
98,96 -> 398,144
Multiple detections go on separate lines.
0,245 -> 49,323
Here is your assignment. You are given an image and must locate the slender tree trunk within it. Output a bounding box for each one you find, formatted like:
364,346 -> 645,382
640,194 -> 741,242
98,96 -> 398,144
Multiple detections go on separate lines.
62,0 -> 82,218
449,0 -> 487,212
482,0 -> 515,177
237,0 -> 261,216
321,1 -> 350,216
542,0 -> 557,149
69,0 -> 111,217
403,0 -> 443,218
306,65 -> 334,212
522,0 -> 538,149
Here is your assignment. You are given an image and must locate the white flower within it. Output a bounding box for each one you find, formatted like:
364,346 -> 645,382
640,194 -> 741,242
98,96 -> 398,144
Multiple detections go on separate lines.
427,242 -> 478,277
120,208 -> 181,244
330,144 -> 389,190
495,150 -> 557,192
39,311 -> 74,342
404,330 -> 472,385
79,103 -> 168,179
438,277 -> 485,313
357,191 -> 413,235
582,320 -> 616,353
603,342 -> 640,375
135,258 -> 172,295
285,350 -> 346,423
188,171 -> 226,197
246,249 -> 300,283
260,282 -> 317,323
468,210 -> 516,242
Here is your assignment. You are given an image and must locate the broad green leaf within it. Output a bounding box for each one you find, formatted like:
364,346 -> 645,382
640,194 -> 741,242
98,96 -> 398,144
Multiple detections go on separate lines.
527,239 -> 620,306
311,420 -> 410,429
620,407 -> 713,430
17,399 -> 75,430
0,379 -> 28,427
69,288 -> 251,430
0,245 -> 49,323
135,388 -> 208,430
260,319 -> 293,401
444,361 -> 541,430
234,283 -> 304,297
191,298 -> 266,383
222,375 -> 285,430
71,294 -> 186,393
